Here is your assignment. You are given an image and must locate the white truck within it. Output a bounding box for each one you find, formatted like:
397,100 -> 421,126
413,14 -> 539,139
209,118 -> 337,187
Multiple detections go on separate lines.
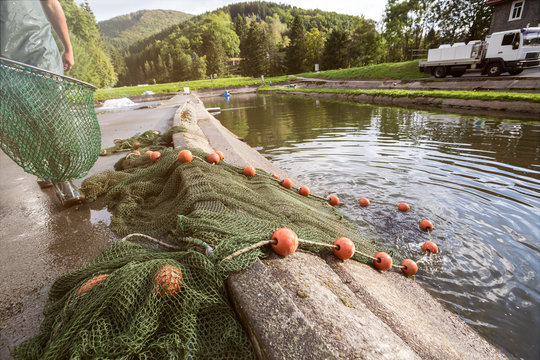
419,27 -> 540,77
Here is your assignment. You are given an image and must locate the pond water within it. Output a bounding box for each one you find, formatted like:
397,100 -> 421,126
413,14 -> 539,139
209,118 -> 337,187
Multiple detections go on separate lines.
204,93 -> 540,359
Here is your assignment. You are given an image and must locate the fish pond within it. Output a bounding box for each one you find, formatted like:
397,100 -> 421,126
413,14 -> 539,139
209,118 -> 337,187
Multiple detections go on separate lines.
204,93 -> 540,359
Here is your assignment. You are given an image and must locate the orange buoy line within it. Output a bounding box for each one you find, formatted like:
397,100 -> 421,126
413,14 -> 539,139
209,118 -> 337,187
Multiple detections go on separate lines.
160,150 -> 432,276
120,233 -> 182,250
222,239 -> 276,261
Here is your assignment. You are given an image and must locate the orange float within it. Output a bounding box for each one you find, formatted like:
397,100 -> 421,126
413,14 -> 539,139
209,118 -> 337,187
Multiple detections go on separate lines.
328,195 -> 340,206
153,131 -> 160,135
207,152 -> 220,164
299,186 -> 310,197
132,150 -> 140,156
133,142 -> 140,149
373,252 -> 392,271
272,173 -> 279,179
359,198 -> 370,207
216,151 -> 225,160
421,241 -> 439,254
419,219 -> 434,231
178,150 -> 193,163
333,237 -> 355,260
145,150 -> 152,155
153,265 -> 182,297
400,259 -> 418,276
271,228 -> 299,257
243,165 -> 256,177
398,203 -> 410,212
76,274 -> 110,295
150,151 -> 161,162
280,178 -> 293,189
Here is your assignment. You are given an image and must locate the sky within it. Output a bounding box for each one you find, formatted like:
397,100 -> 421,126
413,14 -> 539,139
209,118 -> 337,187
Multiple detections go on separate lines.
76,0 -> 388,23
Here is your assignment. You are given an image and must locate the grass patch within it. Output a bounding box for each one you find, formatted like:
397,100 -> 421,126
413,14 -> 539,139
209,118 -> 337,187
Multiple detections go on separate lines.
296,60 -> 429,80
258,87 -> 540,103
95,76 -> 292,101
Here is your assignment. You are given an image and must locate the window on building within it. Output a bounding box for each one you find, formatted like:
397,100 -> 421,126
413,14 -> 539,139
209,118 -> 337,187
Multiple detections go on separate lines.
509,0 -> 524,21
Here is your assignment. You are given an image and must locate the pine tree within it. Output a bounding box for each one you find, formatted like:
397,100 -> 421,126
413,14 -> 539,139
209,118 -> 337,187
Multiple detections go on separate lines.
285,15 -> 306,73
201,29 -> 227,77
322,29 -> 350,70
242,21 -> 270,76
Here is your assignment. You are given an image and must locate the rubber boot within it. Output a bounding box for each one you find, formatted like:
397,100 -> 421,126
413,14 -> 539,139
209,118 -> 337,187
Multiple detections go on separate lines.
53,181 -> 85,206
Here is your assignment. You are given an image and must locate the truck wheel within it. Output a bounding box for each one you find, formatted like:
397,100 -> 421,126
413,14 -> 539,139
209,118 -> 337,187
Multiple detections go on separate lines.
433,66 -> 447,78
486,62 -> 502,77
508,69 -> 523,75
451,70 -> 466,77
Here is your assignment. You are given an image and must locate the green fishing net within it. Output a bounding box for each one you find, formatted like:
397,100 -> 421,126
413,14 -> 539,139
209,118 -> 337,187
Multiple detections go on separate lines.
0,57 -> 101,181
99,126 -> 186,156
14,146 -> 378,359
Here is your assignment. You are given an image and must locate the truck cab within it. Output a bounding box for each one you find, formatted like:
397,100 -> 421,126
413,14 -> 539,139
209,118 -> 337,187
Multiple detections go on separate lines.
483,27 -> 540,75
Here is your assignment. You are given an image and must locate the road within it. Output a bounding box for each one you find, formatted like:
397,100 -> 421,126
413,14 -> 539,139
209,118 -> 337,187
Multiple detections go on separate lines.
461,66 -> 540,77
0,103 -> 179,358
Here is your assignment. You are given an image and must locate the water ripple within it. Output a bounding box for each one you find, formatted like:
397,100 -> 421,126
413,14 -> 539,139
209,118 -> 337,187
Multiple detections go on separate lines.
207,94 -> 540,359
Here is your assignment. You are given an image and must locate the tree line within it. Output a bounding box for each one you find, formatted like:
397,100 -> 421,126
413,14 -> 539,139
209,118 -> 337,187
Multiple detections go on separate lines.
57,1 -> 493,87
116,5 -> 381,85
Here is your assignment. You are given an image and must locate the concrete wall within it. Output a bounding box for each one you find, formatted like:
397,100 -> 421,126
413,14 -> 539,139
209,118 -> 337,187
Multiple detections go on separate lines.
490,0 -> 540,33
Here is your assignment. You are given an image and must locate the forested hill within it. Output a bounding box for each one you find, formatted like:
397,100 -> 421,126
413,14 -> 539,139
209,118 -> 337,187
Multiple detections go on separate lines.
117,1 -> 374,85
106,0 -> 491,87
99,10 -> 193,49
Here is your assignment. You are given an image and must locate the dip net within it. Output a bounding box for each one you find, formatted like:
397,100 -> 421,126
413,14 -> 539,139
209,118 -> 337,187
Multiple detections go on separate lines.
14,147 -> 378,360
0,57 -> 101,181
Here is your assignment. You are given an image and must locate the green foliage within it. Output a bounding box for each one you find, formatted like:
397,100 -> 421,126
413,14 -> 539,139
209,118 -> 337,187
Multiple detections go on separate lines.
201,30 -> 227,76
94,76 -> 291,101
304,28 -> 325,71
428,0 -> 492,43
241,21 -> 271,76
225,2 -> 363,32
59,0 -> 117,87
382,0 -> 429,62
119,12 -> 238,85
286,16 -> 307,73
298,60 -> 427,79
258,87 -> 540,103
98,10 -> 193,49
381,0 -> 493,62
322,29 -> 350,69
349,20 -> 381,66
114,2 -> 382,85
69,36 -> 117,87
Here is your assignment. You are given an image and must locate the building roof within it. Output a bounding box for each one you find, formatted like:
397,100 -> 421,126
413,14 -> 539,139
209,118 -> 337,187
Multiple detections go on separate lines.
486,0 -> 511,5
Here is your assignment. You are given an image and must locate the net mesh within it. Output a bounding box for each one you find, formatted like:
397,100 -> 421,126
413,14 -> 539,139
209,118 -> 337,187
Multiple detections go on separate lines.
0,57 -> 101,181
14,146 -> 378,359
99,126 -> 185,157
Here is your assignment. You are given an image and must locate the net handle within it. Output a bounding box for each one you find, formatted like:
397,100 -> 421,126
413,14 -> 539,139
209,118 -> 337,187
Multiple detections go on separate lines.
0,56 -> 97,90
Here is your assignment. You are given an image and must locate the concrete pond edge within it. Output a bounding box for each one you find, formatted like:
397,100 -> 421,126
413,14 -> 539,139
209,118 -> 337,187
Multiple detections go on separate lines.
170,93 -> 509,360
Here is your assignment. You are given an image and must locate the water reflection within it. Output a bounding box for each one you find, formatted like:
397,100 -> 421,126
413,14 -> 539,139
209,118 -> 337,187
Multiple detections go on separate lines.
205,93 -> 540,359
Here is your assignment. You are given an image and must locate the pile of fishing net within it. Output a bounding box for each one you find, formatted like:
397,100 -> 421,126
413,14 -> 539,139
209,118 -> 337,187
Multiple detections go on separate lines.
14,146 -> 378,359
